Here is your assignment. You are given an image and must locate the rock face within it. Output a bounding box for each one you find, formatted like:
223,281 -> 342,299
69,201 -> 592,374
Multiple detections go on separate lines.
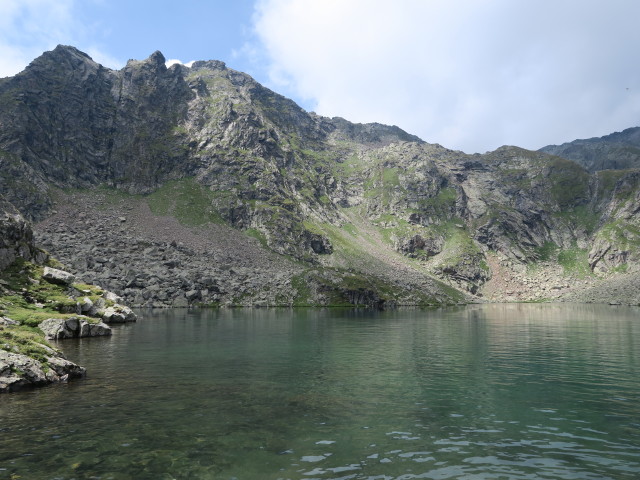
2,45 -> 640,305
0,195 -> 47,271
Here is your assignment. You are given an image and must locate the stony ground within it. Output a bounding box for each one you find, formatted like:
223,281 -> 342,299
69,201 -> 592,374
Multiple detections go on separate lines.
35,190 -> 470,307
481,252 -> 640,305
36,191 -> 304,307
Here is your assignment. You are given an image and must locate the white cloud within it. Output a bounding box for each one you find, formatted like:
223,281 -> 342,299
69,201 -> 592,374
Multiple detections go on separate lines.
165,59 -> 196,69
0,0 -> 122,77
0,0 -> 74,76
166,59 -> 185,68
251,0 -> 640,153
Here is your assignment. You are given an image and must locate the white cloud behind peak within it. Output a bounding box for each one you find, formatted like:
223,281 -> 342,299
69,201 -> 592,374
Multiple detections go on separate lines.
252,0 -> 640,153
0,0 -> 122,78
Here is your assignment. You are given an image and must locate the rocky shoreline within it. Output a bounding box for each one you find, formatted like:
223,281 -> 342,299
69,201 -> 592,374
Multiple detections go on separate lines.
0,207 -> 137,393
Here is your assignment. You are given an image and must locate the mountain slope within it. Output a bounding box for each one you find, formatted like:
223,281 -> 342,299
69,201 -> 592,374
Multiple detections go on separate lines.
2,46 -> 640,306
540,127 -> 640,172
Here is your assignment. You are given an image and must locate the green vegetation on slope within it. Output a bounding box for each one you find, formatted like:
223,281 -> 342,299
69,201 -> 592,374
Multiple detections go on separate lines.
146,178 -> 224,225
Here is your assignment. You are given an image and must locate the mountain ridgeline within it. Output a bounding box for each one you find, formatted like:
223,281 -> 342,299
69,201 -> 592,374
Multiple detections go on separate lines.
1,45 -> 640,307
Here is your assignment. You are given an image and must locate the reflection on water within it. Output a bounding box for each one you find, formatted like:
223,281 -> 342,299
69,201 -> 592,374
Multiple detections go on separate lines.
0,304 -> 639,479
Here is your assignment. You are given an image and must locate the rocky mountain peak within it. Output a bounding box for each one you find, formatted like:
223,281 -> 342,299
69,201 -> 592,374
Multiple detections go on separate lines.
148,50 -> 166,65
124,50 -> 169,73
190,60 -> 227,71
20,44 -> 103,81
42,44 -> 95,64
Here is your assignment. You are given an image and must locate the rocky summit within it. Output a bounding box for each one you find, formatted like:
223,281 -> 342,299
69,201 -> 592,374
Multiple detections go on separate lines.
1,45 -> 640,311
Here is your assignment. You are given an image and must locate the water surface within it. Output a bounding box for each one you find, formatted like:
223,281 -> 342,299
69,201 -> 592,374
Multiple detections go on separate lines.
1,304 -> 639,479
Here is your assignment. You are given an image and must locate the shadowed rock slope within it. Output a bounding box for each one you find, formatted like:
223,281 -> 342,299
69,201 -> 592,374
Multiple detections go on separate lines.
2,46 -> 640,306
540,127 -> 640,172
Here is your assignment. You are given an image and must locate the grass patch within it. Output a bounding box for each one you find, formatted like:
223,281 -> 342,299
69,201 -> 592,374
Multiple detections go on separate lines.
0,259 -> 107,328
0,325 -> 56,364
2,260 -> 77,313
553,205 -> 599,234
433,220 -> 480,267
598,220 -> 640,249
548,158 -> 590,208
557,246 -> 591,277
146,178 -> 224,226
532,241 -> 558,262
245,228 -> 269,248
596,170 -> 629,199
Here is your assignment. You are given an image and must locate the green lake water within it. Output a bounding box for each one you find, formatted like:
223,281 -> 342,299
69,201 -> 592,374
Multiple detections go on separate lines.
1,304 -> 639,479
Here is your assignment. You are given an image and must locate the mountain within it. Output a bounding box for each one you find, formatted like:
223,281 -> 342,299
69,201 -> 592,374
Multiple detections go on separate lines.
2,45 -> 640,308
540,127 -> 640,172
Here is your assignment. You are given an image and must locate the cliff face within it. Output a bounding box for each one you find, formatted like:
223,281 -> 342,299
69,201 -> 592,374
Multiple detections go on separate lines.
2,46 -> 640,306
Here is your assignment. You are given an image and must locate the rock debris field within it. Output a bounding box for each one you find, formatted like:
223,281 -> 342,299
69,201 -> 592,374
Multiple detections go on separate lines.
36,192 -> 303,308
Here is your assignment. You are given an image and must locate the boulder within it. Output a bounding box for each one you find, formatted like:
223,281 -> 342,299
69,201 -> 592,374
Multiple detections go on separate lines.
0,316 -> 19,326
76,296 -> 94,314
99,305 -> 137,323
88,322 -> 112,336
42,266 -> 76,286
38,317 -> 112,340
105,291 -> 124,303
185,289 -> 201,302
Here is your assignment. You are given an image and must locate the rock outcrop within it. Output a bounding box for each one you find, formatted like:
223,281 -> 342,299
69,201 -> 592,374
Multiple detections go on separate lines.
0,349 -> 86,393
38,317 -> 111,340
42,266 -> 76,285
0,195 -> 47,270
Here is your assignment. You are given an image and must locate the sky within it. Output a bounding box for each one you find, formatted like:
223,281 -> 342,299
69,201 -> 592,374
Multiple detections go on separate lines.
1,0 -> 639,154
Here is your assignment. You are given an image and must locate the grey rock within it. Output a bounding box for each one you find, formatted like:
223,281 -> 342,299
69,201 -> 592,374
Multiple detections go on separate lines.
0,349 -> 85,393
99,305 -> 136,323
0,316 -> 19,326
42,266 -> 76,285
185,289 -> 201,302
88,322 -> 111,336
77,296 -> 94,313
38,317 -> 112,340
0,196 -> 47,270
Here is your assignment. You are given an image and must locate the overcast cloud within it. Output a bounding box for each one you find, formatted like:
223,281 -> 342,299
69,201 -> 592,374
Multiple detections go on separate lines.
252,0 -> 640,153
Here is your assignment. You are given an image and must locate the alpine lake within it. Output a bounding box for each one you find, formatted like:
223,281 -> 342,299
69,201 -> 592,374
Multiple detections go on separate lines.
1,304 -> 639,480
